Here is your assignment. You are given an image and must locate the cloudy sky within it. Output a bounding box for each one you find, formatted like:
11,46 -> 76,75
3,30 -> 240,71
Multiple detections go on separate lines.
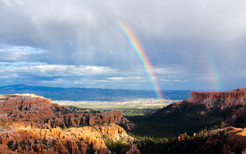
0,0 -> 246,90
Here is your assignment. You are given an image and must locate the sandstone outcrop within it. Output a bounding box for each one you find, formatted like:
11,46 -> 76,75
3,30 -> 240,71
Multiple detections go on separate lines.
185,88 -> 246,109
0,94 -> 137,154
121,144 -> 141,154
0,94 -> 135,130
0,124 -> 133,153
175,126 -> 246,153
204,126 -> 246,153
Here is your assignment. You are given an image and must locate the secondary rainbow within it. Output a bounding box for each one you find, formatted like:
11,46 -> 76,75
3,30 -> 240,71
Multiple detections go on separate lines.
203,51 -> 222,91
117,19 -> 164,102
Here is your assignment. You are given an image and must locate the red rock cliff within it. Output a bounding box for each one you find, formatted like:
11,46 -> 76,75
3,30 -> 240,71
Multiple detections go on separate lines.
0,94 -> 137,154
0,94 -> 135,130
0,94 -> 53,112
185,88 -> 246,109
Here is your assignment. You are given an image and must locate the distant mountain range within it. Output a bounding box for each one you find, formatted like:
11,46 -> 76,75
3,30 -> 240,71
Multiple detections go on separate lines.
0,84 -> 192,101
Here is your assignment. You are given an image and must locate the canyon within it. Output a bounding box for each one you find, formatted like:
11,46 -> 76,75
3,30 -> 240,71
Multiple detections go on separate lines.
0,94 -> 139,154
1,88 -> 246,153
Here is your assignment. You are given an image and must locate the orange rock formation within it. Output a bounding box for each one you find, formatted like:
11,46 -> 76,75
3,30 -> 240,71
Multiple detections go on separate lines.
186,88 -> 246,109
205,127 -> 246,153
0,94 -> 137,154
0,94 -> 135,130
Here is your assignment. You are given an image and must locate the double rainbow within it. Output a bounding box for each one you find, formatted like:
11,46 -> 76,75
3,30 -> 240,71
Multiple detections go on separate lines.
118,19 -> 164,102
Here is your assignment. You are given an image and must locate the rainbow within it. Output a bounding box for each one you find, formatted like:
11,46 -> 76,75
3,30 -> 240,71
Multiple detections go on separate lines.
203,51 -> 222,91
117,19 -> 164,102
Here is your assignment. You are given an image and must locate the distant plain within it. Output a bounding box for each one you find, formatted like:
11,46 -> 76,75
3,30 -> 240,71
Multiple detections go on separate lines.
53,99 -> 175,116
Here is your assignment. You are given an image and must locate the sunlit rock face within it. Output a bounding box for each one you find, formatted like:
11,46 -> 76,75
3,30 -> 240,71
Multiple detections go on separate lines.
176,126 -> 246,153
205,127 -> 246,153
0,94 -> 136,153
0,124 -> 133,153
0,94 -> 56,124
185,88 -> 246,109
0,94 -> 53,112
0,94 -> 135,130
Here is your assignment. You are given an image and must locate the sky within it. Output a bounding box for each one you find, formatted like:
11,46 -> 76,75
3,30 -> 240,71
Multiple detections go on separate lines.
0,0 -> 246,91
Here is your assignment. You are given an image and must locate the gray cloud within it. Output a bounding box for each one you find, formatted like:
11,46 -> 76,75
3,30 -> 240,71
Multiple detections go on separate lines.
0,0 -> 246,90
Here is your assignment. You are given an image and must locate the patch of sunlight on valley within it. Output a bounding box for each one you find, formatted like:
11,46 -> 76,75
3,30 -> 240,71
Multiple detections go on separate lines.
53,99 -> 177,116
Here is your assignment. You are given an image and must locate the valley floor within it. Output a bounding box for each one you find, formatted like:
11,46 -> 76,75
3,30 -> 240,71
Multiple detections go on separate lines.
53,99 -> 173,116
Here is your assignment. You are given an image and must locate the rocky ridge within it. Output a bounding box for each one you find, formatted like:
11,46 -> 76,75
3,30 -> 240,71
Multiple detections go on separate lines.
185,88 -> 246,109
0,124 -> 133,153
174,126 -> 246,153
0,94 -> 138,154
0,94 -> 135,130
137,88 -> 246,138
171,88 -> 246,126
209,127 -> 246,153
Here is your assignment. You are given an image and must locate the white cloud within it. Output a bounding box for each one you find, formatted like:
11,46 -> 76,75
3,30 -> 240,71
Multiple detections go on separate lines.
0,45 -> 48,54
108,76 -> 142,80
160,79 -> 189,83
27,65 -> 113,76
2,0 -> 22,7
108,77 -> 124,80
108,76 -> 146,82
74,79 -> 109,85
0,62 -> 114,77
0,45 -> 48,61
0,74 -> 18,79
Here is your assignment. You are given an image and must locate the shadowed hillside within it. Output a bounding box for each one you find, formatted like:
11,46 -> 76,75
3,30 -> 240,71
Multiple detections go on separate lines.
129,88 -> 246,137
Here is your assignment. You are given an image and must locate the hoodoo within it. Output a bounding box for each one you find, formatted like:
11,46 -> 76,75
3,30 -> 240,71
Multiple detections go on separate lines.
0,94 -> 136,153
